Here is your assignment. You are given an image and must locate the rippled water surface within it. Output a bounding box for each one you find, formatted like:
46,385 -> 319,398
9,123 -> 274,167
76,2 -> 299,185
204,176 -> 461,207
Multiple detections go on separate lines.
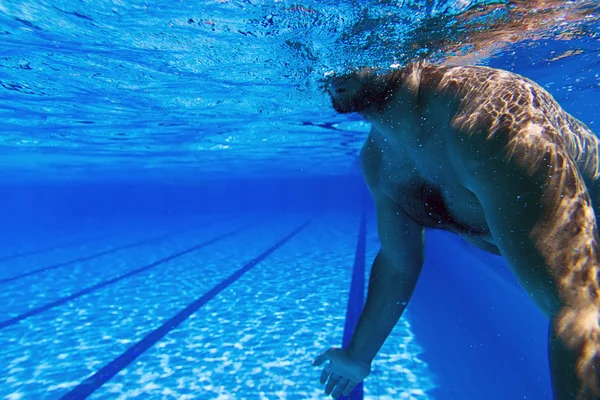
1,0 -> 599,180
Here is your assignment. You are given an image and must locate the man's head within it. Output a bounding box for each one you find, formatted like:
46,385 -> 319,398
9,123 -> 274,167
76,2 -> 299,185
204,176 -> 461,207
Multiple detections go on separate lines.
325,67 -> 399,114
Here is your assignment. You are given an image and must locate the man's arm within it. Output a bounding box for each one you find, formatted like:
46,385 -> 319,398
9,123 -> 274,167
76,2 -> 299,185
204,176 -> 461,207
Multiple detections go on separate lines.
451,120 -> 600,399
312,133 -> 425,399
348,190 -> 425,364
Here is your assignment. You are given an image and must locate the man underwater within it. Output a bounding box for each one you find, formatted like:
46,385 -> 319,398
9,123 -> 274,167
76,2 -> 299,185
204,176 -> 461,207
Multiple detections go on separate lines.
312,61 -> 600,400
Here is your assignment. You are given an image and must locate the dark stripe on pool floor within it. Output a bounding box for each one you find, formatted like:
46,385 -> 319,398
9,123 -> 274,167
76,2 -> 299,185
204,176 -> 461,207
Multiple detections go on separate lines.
0,227 -> 195,285
0,230 -> 120,264
341,212 -> 367,400
0,224 -> 255,330
58,221 -> 310,400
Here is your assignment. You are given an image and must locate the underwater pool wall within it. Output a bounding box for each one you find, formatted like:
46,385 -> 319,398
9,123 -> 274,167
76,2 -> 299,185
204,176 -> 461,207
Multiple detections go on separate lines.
0,175 -> 366,232
404,228 -> 553,399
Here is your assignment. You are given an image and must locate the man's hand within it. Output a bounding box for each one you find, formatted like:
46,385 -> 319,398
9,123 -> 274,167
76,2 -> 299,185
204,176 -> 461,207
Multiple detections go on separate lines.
312,347 -> 371,398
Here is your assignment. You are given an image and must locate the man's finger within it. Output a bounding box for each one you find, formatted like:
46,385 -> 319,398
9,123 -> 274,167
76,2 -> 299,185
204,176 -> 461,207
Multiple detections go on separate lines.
312,349 -> 332,366
325,373 -> 341,395
320,363 -> 332,384
343,380 -> 358,396
331,378 -> 349,399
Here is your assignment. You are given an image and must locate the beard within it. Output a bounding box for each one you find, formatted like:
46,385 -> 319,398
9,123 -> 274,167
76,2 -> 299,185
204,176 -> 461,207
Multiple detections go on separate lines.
326,69 -> 397,115
330,85 -> 394,114
331,89 -> 376,114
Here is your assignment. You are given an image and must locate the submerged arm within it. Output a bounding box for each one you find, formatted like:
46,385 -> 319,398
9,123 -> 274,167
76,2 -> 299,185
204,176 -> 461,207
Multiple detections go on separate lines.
452,120 -> 600,399
348,185 -> 425,363
313,133 -> 425,399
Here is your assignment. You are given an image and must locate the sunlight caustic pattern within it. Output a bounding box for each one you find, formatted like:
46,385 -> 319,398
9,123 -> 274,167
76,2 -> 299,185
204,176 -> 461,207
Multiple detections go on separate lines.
0,217 -> 435,399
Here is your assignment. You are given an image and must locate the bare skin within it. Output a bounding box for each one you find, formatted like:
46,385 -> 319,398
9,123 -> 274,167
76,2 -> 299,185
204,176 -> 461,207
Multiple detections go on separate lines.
312,61 -> 600,399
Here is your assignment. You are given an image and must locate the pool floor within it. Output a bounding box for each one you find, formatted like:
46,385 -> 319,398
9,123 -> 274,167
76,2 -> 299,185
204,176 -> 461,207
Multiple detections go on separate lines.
0,213 -> 551,399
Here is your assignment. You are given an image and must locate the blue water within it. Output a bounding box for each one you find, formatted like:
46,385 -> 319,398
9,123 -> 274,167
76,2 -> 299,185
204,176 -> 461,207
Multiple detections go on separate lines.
1,0 -> 599,399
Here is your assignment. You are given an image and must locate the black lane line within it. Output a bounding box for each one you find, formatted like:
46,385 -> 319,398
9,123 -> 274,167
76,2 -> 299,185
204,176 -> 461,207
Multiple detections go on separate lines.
0,227 -> 195,285
0,230 -> 121,263
341,213 -> 367,400
0,223 -> 256,331
58,221 -> 310,400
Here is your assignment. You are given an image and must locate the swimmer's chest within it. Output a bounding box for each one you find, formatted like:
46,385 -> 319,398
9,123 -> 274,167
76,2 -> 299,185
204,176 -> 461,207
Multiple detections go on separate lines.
378,147 -> 490,236
389,180 -> 488,235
